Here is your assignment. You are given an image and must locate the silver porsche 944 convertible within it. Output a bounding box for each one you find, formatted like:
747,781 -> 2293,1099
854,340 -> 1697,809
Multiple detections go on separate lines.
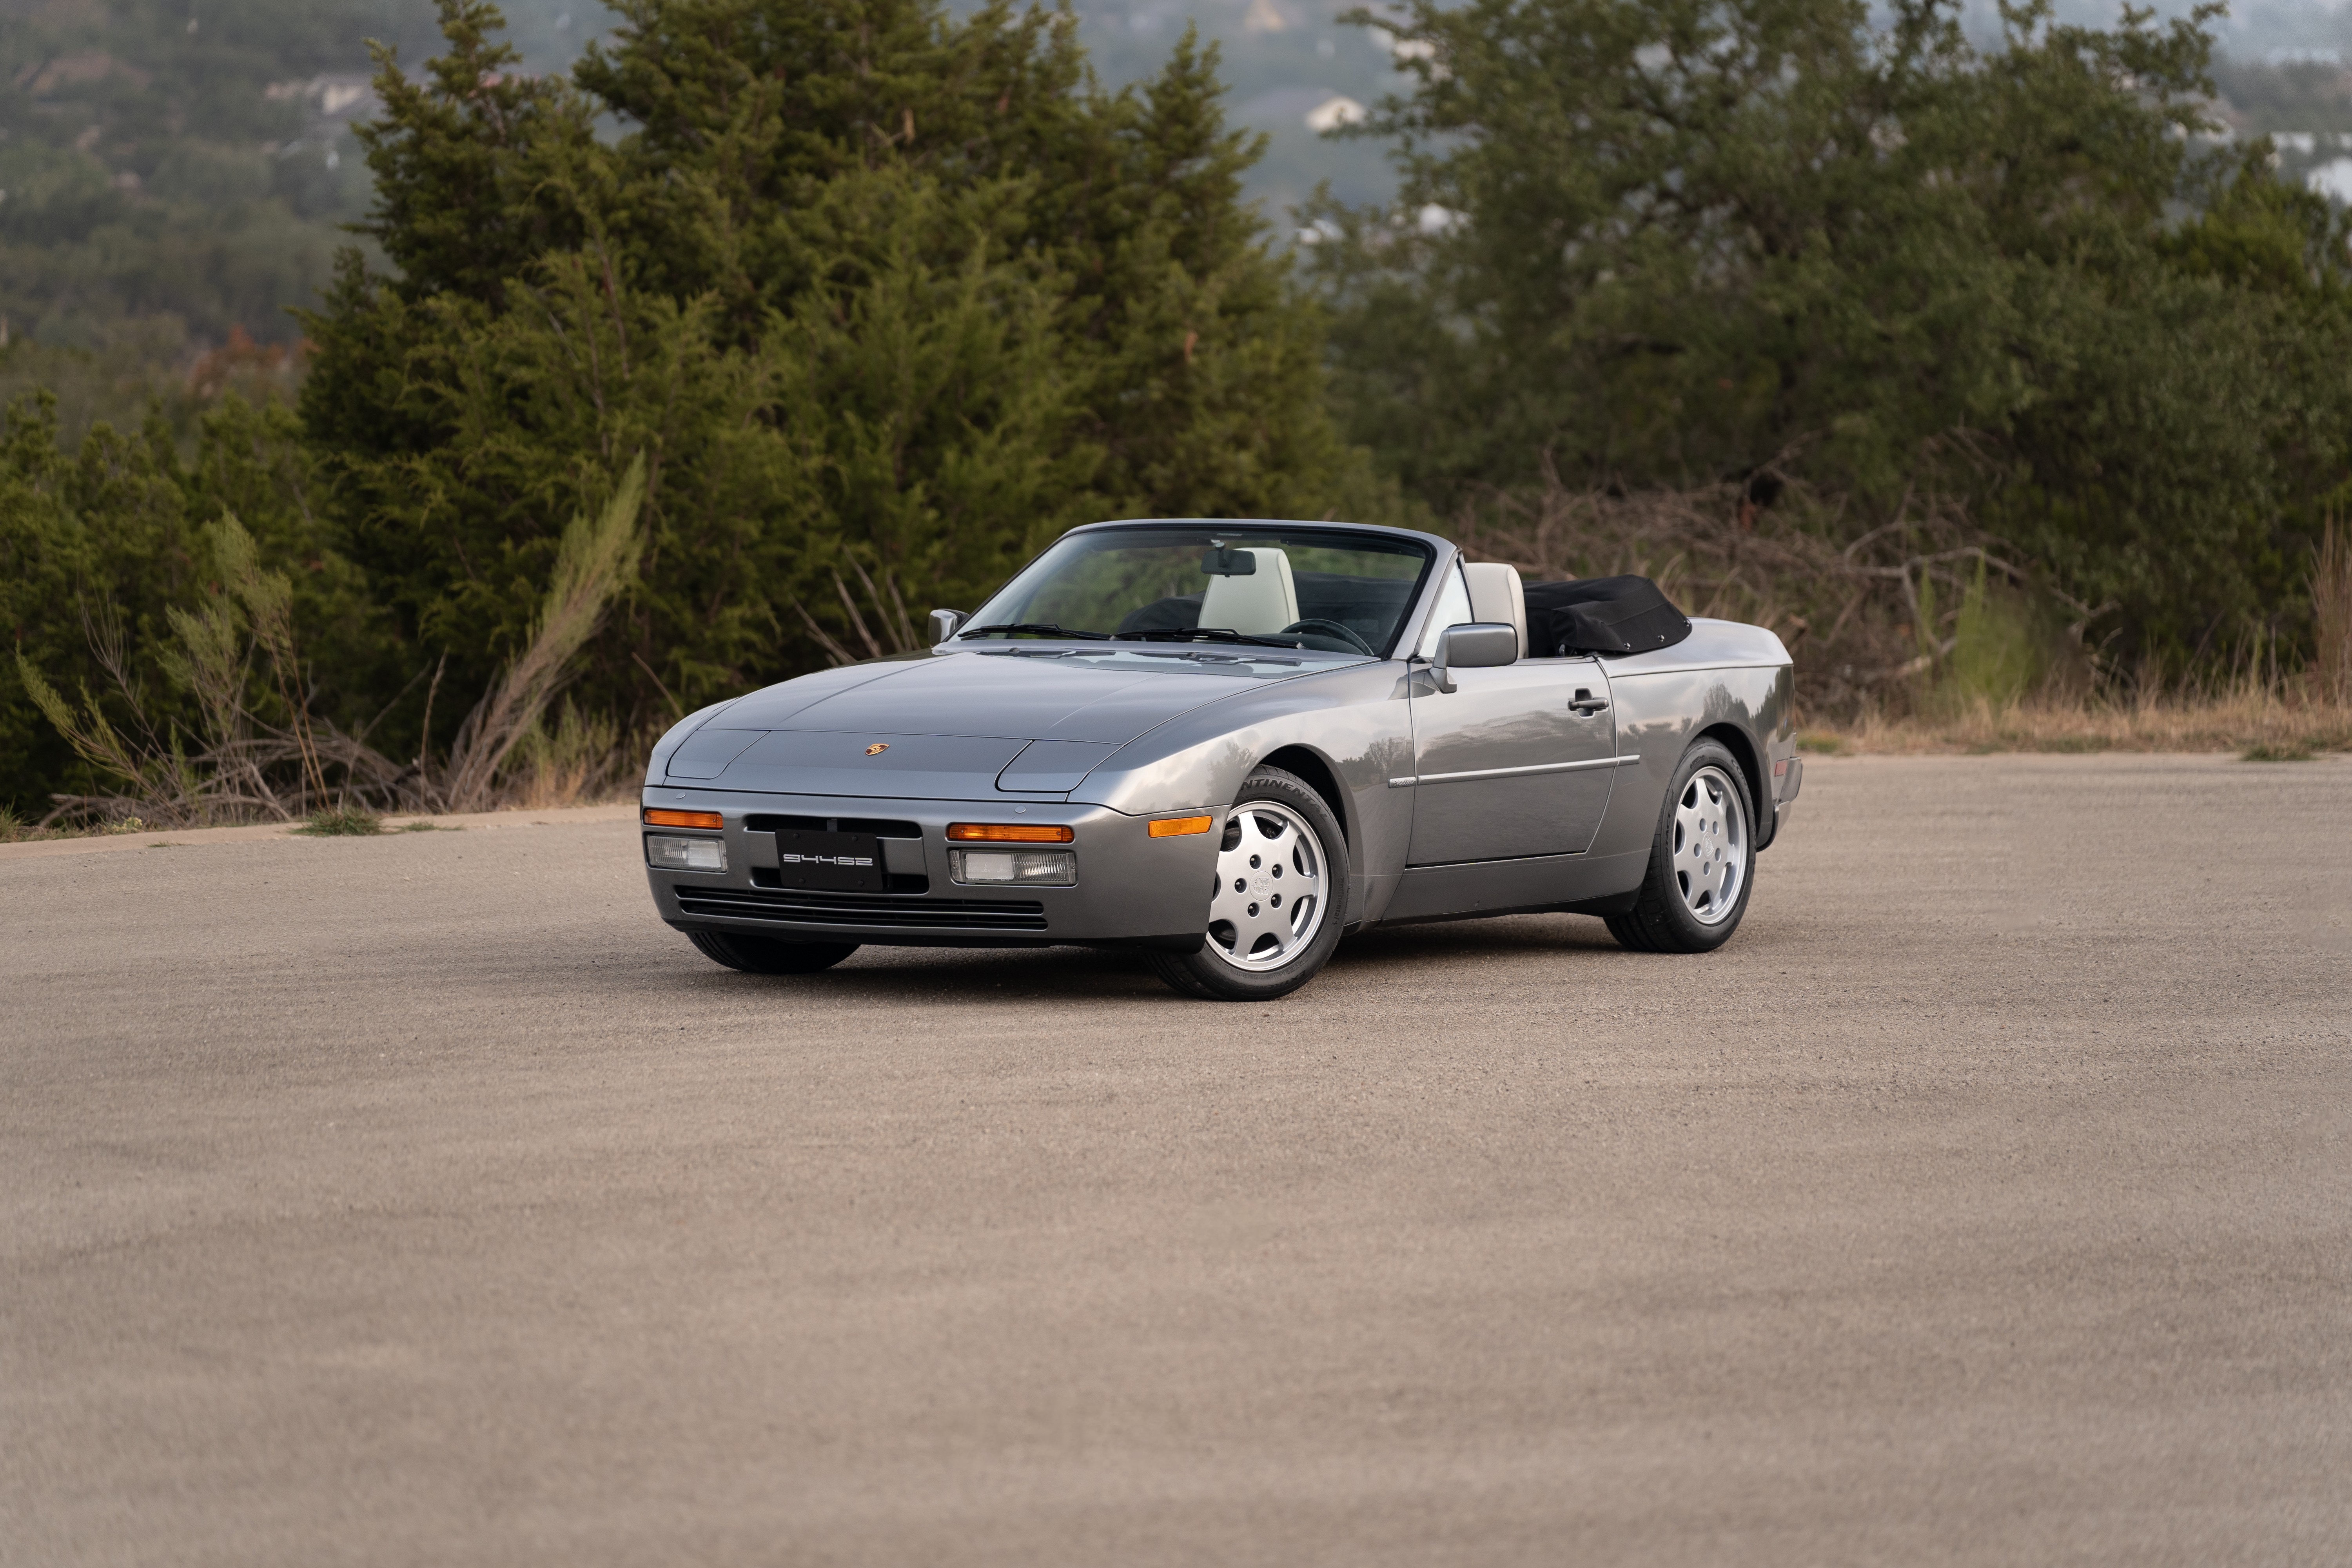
640,517 -> 1801,1000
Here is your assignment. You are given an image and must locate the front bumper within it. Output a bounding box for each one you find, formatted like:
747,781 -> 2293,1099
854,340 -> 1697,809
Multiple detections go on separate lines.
640,786 -> 1220,949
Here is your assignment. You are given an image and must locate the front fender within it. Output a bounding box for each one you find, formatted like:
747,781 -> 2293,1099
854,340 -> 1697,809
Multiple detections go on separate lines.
1070,660 -> 1418,924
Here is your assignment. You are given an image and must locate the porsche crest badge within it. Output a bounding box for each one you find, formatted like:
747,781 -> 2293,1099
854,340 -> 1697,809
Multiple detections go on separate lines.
865,742 -> 890,756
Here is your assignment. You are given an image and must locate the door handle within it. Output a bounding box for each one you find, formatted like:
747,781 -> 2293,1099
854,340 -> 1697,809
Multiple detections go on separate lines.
1570,689 -> 1610,715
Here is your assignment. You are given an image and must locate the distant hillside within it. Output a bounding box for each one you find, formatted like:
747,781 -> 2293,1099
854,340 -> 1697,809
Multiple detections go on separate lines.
0,0 -> 1394,375
1019,0 -> 2352,227
1,0 -> 2344,377
0,0 -> 609,353
1038,0 -> 1406,222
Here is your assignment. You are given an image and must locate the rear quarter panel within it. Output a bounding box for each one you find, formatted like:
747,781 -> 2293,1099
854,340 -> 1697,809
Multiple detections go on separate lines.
1593,620 -> 1797,860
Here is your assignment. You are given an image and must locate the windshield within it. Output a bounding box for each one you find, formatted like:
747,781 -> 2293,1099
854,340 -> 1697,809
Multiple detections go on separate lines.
961,525 -> 1436,657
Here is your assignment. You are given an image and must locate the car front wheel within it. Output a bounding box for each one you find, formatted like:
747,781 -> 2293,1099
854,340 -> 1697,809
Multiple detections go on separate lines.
1150,766 -> 1349,1001
1605,738 -> 1756,954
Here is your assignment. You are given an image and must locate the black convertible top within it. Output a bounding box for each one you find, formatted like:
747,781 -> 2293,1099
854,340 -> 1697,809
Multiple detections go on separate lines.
1522,575 -> 1692,657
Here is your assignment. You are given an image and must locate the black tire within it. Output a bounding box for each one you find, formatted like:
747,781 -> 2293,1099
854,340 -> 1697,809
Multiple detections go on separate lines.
1150,766 -> 1350,1001
687,930 -> 860,974
1604,739 -> 1757,955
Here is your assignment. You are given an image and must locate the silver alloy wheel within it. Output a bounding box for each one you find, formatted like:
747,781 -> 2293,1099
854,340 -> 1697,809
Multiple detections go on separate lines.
1673,764 -> 1748,925
1206,800 -> 1329,971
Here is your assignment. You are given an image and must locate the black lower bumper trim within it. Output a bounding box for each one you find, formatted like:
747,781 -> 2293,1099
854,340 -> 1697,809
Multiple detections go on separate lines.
672,883 -> 1049,931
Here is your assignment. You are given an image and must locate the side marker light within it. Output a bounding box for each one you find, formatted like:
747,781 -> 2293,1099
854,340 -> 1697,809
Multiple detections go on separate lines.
644,808 -> 724,830
1148,815 -> 1215,837
947,822 -> 1074,843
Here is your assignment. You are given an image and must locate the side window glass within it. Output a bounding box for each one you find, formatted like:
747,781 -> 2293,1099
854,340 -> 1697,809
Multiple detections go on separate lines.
1416,565 -> 1472,659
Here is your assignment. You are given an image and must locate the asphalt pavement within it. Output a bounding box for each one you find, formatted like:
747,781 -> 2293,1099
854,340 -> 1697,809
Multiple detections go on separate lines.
4,754 -> 2348,1566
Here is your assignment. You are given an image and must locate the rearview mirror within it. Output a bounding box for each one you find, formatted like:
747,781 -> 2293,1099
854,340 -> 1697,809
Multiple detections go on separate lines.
1200,545 -> 1258,576
929,608 -> 964,643
1430,621 -> 1517,692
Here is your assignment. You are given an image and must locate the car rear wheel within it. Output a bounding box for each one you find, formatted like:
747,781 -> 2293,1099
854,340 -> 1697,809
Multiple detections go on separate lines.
1604,739 -> 1755,954
1150,767 -> 1349,1001
687,931 -> 860,974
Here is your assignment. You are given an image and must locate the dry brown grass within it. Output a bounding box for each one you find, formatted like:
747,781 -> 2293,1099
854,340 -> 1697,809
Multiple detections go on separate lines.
437,459 -> 647,813
502,701 -> 647,811
2314,517 -> 2350,708
0,809 -> 74,844
1804,688 -> 2352,757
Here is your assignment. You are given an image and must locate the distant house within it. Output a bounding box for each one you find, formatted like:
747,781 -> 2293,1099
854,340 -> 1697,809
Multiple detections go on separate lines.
264,74 -> 380,131
1305,94 -> 1365,133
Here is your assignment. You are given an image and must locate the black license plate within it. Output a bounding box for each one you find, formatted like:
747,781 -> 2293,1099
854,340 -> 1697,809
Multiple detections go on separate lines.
772,830 -> 886,892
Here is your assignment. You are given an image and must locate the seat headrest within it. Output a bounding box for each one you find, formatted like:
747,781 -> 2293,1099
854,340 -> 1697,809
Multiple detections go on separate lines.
1197,548 -> 1299,636
1462,562 -> 1527,657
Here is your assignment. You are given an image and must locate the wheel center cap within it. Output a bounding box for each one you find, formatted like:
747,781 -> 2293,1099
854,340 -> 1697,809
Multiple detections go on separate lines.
1251,873 -> 1273,898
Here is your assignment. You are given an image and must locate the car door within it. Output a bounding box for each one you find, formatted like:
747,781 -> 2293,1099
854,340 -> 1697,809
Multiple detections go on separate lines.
1405,567 -> 1618,864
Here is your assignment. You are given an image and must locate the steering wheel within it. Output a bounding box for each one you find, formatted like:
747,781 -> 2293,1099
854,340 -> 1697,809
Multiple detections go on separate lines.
1279,618 -> 1377,655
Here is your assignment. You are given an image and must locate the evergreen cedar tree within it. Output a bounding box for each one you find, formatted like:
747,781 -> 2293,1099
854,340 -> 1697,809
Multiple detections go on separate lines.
297,0 -> 1350,745
0,392 -> 399,818
1303,0 -> 2352,664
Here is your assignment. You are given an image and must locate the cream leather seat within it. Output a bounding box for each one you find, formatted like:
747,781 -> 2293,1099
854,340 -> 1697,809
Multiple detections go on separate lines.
1197,548 -> 1300,635
1462,562 -> 1528,657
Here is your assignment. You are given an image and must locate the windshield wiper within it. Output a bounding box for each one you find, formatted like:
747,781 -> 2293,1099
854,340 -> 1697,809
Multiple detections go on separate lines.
1113,627 -> 1306,651
957,622 -> 1109,641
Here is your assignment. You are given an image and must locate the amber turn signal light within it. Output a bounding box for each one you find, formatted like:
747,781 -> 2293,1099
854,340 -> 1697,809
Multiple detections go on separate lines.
947,822 -> 1074,843
642,808 -> 724,831
1147,815 -> 1215,837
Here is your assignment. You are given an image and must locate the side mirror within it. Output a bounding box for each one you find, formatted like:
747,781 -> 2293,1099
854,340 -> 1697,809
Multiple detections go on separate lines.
1430,621 -> 1517,693
929,608 -> 965,644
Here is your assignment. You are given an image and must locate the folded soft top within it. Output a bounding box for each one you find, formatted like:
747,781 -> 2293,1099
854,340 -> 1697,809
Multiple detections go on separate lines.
1522,575 -> 1692,657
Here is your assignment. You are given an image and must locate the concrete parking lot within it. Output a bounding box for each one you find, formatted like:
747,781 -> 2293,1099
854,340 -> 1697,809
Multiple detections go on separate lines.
4,754 -> 2348,1566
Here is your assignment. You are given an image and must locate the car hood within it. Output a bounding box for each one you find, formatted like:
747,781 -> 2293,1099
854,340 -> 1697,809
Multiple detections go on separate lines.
662,646 -> 1335,800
